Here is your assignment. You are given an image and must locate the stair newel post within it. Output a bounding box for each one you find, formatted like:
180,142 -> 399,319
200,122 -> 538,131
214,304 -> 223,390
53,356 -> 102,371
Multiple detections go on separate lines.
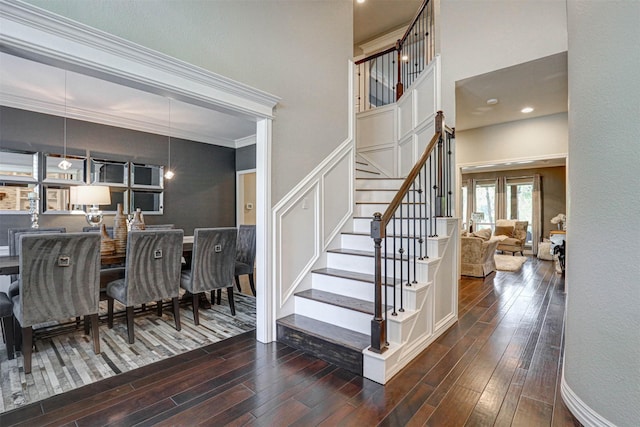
370,212 -> 387,354
395,39 -> 404,101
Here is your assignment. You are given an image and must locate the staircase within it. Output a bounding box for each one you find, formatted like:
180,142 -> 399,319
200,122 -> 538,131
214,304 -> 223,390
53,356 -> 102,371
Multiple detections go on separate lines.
277,156 -> 457,382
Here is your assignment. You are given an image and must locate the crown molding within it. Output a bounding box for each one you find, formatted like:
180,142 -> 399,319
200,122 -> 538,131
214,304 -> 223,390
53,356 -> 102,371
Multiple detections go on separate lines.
235,135 -> 257,149
0,0 -> 279,122
359,26 -> 407,56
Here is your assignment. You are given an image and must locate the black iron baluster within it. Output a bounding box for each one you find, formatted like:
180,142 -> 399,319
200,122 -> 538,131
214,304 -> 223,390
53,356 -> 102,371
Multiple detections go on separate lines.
412,180 -> 417,284
392,210 -> 397,316
398,193 -> 404,313
423,162 -> 429,258
418,170 -> 424,260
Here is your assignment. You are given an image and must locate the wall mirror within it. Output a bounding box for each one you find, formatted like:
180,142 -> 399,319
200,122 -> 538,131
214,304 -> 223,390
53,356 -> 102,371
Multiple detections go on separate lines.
130,190 -> 163,214
42,186 -> 73,213
103,188 -> 128,214
131,163 -> 164,189
0,182 -> 37,213
44,154 -> 86,183
0,150 -> 38,182
90,159 -> 128,186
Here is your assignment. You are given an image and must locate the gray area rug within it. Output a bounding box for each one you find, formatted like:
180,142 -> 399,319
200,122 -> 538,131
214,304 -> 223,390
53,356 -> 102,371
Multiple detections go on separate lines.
495,254 -> 528,272
0,292 -> 256,413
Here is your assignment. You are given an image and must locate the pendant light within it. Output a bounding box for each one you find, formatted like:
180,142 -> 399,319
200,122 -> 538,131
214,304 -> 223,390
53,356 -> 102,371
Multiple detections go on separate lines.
58,70 -> 72,170
164,98 -> 175,180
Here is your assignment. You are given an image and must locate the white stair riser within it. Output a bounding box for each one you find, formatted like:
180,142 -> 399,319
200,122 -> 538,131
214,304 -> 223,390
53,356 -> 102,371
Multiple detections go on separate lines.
356,179 -> 403,190
353,217 -> 431,235
341,234 -> 425,257
356,190 -> 403,203
355,203 -> 416,217
311,273 -> 374,302
327,252 -> 413,277
294,296 -> 371,335
426,237 -> 448,258
311,273 -> 406,305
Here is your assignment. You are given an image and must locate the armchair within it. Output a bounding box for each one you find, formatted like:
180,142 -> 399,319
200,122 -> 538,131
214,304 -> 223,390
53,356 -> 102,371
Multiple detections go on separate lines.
494,219 -> 528,256
461,234 -> 501,277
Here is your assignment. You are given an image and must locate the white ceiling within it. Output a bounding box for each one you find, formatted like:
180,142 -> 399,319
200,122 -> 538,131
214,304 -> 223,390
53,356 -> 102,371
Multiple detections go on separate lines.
354,0 -> 422,47
455,52 -> 568,132
0,52 -> 257,147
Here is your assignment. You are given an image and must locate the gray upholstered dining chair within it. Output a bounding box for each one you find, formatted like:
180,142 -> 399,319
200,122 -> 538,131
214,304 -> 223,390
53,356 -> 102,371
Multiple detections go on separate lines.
180,228 -> 237,325
7,227 -> 66,297
144,224 -> 175,230
1,291 -> 15,360
234,225 -> 256,296
105,229 -> 183,344
13,232 -> 101,374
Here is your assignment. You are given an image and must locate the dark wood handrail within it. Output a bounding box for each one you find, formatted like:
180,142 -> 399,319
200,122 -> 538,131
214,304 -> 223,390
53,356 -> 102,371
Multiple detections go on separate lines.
354,46 -> 396,65
398,0 -> 431,48
380,111 -> 443,226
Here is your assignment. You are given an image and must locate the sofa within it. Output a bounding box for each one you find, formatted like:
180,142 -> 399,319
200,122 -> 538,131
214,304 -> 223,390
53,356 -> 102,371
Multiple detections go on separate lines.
461,228 -> 501,277
494,219 -> 529,256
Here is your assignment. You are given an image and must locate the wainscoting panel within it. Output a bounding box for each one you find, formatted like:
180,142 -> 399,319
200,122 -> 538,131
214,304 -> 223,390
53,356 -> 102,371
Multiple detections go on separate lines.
397,90 -> 414,140
399,134 -> 415,177
322,148 -> 353,246
356,105 -> 396,149
277,184 -> 319,308
415,65 -> 437,129
358,144 -> 396,177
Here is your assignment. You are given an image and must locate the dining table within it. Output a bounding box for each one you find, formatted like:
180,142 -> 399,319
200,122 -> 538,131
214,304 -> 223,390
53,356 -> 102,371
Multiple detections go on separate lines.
0,235 -> 194,276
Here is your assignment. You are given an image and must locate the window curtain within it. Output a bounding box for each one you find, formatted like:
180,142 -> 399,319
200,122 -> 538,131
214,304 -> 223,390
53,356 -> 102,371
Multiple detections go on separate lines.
466,179 -> 475,231
495,176 -> 507,220
532,174 -> 542,255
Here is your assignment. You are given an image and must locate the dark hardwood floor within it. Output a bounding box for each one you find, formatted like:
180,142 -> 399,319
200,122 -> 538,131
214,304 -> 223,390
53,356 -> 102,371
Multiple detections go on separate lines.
0,257 -> 581,426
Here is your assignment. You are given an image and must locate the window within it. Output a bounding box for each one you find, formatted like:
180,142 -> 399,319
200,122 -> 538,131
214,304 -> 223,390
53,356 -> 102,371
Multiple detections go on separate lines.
474,181 -> 495,230
507,179 -> 533,244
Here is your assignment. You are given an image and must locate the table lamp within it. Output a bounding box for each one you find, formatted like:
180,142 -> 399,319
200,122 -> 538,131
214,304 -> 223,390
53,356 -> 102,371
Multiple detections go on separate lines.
75,185 -> 111,226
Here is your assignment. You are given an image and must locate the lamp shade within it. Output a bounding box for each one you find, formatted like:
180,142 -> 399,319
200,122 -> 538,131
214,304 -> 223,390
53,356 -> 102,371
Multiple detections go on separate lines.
75,185 -> 111,205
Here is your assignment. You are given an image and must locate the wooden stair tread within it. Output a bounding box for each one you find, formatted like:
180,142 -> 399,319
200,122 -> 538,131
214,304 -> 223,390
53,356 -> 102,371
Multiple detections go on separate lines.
327,247 -> 411,261
312,267 -> 403,286
342,231 -> 422,239
355,168 -> 380,175
277,314 -> 370,352
356,177 -> 404,181
355,201 -> 426,205
295,289 -> 376,315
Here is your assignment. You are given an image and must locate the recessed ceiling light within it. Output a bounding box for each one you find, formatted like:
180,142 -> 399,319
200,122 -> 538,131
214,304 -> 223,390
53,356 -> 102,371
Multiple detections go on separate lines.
357,0 -> 365,3
521,107 -> 534,113
486,98 -> 498,105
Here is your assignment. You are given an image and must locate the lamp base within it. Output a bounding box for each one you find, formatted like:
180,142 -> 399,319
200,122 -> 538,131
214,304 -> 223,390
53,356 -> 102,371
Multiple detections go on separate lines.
85,206 -> 104,227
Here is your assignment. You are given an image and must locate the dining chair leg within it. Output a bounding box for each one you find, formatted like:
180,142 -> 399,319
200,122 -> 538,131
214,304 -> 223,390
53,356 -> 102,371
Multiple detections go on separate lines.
172,297 -> 181,331
126,306 -> 135,344
157,300 -> 163,317
22,326 -> 33,374
83,316 -> 90,335
216,289 -> 222,305
13,317 -> 21,351
234,275 -> 242,292
107,297 -> 114,329
1,315 -> 14,360
227,287 -> 236,316
248,273 -> 256,296
192,293 -> 200,326
90,313 -> 100,354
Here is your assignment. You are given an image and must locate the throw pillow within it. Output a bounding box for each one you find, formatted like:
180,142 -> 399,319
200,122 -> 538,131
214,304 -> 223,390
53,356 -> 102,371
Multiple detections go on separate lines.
471,228 -> 492,241
494,225 -> 514,237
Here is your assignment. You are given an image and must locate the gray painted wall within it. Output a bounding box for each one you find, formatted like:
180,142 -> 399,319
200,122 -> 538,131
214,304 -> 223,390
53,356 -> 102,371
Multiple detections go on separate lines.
236,144 -> 256,171
564,1 -> 640,425
24,0 -> 353,205
0,107 -> 236,245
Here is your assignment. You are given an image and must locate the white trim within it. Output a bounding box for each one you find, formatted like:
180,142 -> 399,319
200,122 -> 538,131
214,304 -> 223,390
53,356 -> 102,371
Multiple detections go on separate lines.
0,0 -> 279,120
235,135 -> 257,149
561,373 -> 616,427
256,119 -> 272,343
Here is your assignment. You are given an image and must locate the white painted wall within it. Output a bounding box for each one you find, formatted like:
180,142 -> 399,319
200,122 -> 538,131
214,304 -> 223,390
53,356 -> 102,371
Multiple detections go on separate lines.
25,0 -> 353,205
456,113 -> 568,166
562,2 -> 640,426
438,0 -> 568,127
